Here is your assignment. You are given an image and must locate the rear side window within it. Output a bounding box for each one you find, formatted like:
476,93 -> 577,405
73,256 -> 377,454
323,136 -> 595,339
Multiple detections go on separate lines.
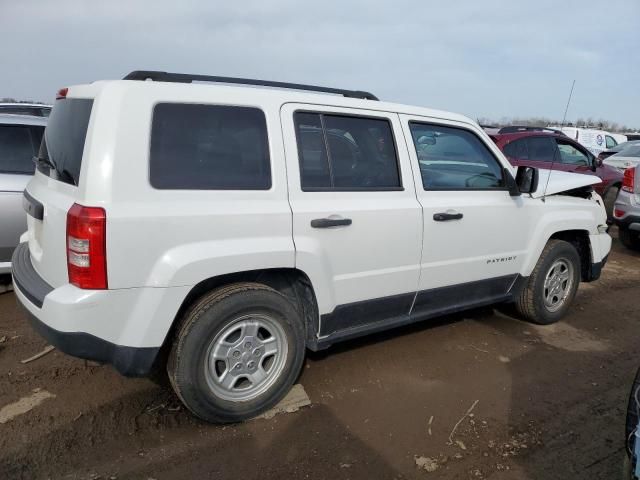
294,112 -> 401,190
150,103 -> 271,190
0,125 -> 43,174
524,137 -> 557,162
503,139 -> 528,160
39,98 -> 93,186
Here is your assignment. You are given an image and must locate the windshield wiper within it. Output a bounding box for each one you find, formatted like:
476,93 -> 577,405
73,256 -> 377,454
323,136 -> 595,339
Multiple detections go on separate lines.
32,155 -> 56,170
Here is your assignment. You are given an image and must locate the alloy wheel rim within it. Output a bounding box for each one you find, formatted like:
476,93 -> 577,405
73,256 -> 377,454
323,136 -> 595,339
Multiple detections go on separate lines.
543,258 -> 574,312
204,314 -> 288,402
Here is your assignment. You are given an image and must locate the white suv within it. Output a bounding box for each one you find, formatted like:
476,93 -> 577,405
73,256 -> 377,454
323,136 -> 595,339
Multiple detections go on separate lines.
12,71 -> 611,422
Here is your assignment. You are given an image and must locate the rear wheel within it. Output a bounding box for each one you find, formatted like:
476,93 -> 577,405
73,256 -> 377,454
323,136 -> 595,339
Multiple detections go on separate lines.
620,227 -> 640,251
167,282 -> 306,423
514,240 -> 581,325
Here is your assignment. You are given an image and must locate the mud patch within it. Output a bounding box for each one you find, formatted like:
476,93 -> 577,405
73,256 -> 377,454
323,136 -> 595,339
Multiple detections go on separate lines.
530,322 -> 609,352
258,384 -> 311,420
0,389 -> 55,424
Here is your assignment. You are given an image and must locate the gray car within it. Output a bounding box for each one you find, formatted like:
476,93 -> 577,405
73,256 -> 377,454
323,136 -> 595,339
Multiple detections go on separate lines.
0,113 -> 46,276
613,166 -> 640,250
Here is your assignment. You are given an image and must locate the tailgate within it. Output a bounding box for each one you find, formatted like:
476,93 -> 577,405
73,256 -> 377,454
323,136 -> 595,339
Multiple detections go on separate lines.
24,174 -> 77,287
25,96 -> 94,288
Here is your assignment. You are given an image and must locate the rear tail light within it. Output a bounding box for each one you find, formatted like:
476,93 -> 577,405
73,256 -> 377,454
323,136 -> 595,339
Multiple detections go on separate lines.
614,209 -> 625,218
622,167 -> 636,193
56,87 -> 68,100
66,203 -> 107,289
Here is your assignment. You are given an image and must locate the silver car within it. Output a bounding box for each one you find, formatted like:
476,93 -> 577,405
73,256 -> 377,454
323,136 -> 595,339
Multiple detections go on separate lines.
0,113 -> 47,275
613,166 -> 640,250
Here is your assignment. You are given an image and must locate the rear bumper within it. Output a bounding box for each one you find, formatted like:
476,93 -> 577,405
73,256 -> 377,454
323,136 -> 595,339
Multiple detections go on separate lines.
613,214 -> 640,232
613,189 -> 640,231
11,243 -> 162,377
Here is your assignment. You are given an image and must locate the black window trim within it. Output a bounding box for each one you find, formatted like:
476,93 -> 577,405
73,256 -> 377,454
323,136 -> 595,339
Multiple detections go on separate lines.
293,109 -> 404,192
408,120 -> 509,192
148,101 -> 273,191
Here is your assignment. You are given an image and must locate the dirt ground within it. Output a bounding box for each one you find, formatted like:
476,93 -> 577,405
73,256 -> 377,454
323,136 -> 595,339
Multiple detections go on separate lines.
1,229 -> 639,480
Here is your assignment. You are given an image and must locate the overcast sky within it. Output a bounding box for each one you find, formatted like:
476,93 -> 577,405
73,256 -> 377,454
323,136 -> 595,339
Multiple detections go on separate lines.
2,0 -> 638,127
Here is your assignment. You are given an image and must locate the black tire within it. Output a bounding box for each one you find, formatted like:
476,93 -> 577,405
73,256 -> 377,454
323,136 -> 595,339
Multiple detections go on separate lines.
603,186 -> 619,221
620,227 -> 640,251
167,282 -> 306,423
514,240 -> 581,325
625,367 -> 640,462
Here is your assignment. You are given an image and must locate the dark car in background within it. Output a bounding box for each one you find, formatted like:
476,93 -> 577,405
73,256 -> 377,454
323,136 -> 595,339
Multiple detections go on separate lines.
490,129 -> 623,218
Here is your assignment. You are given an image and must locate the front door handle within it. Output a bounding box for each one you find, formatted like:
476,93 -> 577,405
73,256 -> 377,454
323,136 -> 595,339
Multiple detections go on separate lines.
311,217 -> 352,228
433,211 -> 463,222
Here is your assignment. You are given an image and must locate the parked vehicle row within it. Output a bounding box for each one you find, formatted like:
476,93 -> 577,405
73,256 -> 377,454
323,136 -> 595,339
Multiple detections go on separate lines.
0,113 -> 46,277
490,129 -> 623,218
8,71 -> 611,422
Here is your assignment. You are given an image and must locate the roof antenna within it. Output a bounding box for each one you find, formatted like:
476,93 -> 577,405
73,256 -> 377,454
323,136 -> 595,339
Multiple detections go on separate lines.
543,80 -> 575,201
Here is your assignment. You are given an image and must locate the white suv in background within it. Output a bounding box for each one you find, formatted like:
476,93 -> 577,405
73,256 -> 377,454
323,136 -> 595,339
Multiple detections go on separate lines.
12,71 -> 611,422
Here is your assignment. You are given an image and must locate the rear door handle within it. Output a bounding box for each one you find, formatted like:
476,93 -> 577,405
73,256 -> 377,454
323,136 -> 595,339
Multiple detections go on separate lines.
433,211 -> 463,222
311,217 -> 352,228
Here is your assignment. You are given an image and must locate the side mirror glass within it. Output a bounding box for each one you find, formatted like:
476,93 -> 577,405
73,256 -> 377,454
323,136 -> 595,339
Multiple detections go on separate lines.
515,166 -> 539,194
417,135 -> 436,146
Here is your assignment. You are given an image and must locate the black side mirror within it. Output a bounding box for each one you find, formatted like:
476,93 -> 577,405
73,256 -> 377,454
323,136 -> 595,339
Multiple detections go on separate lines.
504,168 -> 521,197
594,155 -> 603,169
515,166 -> 539,194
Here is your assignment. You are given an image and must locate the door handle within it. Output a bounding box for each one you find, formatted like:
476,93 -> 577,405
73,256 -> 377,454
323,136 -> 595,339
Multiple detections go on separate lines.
311,217 -> 352,228
433,212 -> 463,222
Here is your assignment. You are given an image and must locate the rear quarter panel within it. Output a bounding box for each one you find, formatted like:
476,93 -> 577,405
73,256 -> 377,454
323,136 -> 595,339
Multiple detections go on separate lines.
99,83 -> 296,289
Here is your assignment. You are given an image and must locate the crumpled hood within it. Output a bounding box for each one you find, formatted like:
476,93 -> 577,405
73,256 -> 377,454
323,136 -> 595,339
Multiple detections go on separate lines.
530,169 -> 601,199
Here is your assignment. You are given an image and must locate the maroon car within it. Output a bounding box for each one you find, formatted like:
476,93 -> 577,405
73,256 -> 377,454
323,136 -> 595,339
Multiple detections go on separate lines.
490,129 -> 623,218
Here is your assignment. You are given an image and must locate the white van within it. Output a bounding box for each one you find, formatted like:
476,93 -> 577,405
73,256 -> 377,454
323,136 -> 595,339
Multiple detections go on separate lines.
553,126 -> 624,156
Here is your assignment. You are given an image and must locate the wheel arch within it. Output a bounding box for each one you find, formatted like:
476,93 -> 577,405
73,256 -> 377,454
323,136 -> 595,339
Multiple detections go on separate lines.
154,268 -> 321,370
548,229 -> 592,281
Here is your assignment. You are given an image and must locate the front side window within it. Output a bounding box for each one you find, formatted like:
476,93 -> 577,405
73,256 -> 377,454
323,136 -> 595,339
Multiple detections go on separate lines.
409,122 -> 503,190
605,135 -> 617,149
0,125 -> 43,174
524,137 -> 557,163
556,140 -> 590,166
294,112 -> 401,190
150,103 -> 271,190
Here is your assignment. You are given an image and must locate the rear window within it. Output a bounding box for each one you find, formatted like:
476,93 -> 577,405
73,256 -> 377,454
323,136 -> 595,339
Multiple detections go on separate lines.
149,103 -> 271,190
0,125 -> 43,174
39,98 -> 93,186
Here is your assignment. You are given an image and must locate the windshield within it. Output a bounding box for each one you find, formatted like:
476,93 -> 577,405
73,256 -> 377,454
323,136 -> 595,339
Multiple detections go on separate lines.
0,124 -> 44,174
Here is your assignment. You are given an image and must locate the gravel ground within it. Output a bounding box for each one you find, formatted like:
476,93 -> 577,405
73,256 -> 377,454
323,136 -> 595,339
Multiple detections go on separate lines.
0,229 -> 638,479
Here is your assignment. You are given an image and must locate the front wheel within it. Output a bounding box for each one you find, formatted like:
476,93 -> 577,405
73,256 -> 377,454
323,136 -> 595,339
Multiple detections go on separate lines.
167,283 -> 306,423
514,240 -> 581,325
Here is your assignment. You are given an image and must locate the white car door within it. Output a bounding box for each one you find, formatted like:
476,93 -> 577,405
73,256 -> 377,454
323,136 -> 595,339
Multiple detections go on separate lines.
400,115 -> 533,317
281,104 -> 423,341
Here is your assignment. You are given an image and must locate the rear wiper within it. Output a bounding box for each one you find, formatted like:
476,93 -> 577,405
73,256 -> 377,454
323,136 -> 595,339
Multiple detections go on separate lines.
32,155 -> 56,170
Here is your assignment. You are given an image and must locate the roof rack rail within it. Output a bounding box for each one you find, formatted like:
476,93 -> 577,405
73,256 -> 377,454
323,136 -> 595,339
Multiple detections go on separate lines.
497,125 -> 567,136
123,70 -> 379,101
